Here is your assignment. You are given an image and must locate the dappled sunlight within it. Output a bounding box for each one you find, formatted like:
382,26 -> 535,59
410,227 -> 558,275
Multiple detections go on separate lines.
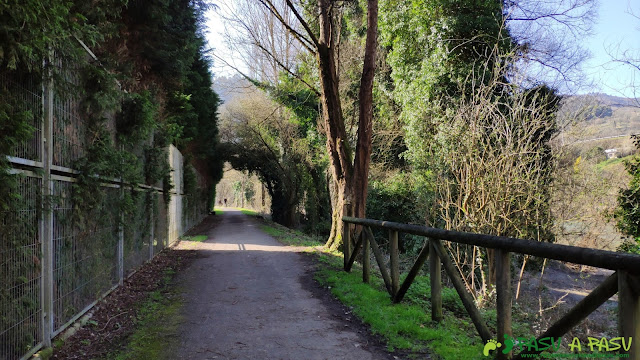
175,240 -> 300,253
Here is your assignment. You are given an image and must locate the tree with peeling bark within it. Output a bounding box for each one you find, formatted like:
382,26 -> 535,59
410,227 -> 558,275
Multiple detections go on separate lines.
252,0 -> 379,250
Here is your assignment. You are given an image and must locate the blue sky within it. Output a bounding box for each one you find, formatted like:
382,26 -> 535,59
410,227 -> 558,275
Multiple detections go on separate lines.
205,1 -> 640,98
581,0 -> 639,97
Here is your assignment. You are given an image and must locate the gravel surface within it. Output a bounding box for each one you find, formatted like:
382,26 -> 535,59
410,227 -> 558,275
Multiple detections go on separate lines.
171,209 -> 397,360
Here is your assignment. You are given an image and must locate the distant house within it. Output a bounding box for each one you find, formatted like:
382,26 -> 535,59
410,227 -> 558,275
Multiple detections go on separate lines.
604,148 -> 618,159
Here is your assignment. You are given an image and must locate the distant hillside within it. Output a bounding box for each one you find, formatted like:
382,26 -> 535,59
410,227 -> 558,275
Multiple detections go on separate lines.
212,75 -> 251,104
558,93 -> 640,147
589,93 -> 639,108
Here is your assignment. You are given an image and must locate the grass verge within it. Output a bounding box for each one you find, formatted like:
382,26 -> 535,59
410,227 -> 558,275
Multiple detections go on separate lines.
239,208 -> 260,216
108,269 -> 183,360
260,223 -> 324,247
263,223 -> 536,359
180,234 -> 207,242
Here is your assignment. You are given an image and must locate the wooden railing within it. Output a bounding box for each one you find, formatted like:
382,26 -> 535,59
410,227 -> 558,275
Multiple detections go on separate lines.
341,215 -> 640,359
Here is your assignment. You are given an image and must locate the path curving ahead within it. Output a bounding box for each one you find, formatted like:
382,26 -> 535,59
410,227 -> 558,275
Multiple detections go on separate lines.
172,209 -> 393,360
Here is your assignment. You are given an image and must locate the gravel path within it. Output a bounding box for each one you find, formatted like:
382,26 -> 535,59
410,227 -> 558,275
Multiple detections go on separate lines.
171,209 -> 394,360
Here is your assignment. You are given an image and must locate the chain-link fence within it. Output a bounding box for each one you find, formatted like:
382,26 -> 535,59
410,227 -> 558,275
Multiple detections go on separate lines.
1,49 -> 210,360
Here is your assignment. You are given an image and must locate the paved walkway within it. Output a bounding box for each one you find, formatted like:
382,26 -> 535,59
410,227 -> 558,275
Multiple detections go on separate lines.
172,209 -> 392,360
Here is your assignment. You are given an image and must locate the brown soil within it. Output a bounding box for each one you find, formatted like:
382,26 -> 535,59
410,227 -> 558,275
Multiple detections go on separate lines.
515,260 -> 618,339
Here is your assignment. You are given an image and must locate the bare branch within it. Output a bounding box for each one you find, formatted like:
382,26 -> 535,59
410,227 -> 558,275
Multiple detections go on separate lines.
257,0 -> 317,52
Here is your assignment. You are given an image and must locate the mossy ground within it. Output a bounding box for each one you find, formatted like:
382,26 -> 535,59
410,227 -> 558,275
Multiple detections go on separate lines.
108,269 -> 183,360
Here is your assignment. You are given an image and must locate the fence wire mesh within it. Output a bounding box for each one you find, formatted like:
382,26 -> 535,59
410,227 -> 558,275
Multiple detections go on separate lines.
52,58 -> 85,170
2,50 -> 209,360
0,175 -> 43,360
51,180 -> 120,332
124,191 -> 152,276
1,70 -> 43,163
155,194 -> 168,254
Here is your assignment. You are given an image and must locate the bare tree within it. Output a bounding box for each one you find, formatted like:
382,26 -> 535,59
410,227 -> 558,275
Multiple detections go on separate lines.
216,0 -> 304,85
505,0 -> 598,92
433,44 -> 560,297
221,0 -> 379,249
604,3 -> 639,104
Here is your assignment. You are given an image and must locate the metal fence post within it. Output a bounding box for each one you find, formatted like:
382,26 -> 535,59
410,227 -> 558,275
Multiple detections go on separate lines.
41,52 -> 54,348
117,181 -> 124,285
149,192 -> 155,260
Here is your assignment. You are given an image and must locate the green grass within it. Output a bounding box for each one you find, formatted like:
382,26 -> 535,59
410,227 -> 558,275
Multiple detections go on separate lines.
596,155 -> 631,171
260,224 -> 324,247
239,208 -> 260,216
213,208 -> 223,215
109,268 -> 182,360
261,226 -> 539,359
180,234 -> 207,242
262,226 -> 492,358
314,252 -> 485,359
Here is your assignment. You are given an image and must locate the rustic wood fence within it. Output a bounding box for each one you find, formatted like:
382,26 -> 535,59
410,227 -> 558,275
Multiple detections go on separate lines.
342,214 -> 640,359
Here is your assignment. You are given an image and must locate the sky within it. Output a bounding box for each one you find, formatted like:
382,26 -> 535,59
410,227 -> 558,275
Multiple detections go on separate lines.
204,1 -> 640,98
581,0 -> 639,97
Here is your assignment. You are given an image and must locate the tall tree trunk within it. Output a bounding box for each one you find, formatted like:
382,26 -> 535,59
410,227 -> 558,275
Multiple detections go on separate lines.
320,0 -> 378,250
317,0 -> 353,250
352,0 -> 378,219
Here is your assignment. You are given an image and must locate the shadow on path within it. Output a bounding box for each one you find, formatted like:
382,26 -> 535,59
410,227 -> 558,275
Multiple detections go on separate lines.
171,209 -> 394,360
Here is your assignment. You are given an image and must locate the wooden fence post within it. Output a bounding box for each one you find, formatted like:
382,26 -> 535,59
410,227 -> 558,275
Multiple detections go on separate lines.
430,240 -> 443,322
343,203 -> 351,271
618,270 -> 640,359
390,230 -> 399,298
496,249 -> 512,359
363,227 -> 370,284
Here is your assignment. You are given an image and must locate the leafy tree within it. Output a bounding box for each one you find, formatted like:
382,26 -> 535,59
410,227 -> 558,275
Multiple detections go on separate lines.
380,1 -> 563,290
615,135 -> 640,254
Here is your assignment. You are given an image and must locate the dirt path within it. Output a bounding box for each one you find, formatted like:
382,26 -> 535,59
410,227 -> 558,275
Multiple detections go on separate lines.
171,209 -> 394,360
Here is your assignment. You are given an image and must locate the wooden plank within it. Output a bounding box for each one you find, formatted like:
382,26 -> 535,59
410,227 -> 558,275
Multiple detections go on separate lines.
514,272 -> 618,358
394,240 -> 430,303
432,239 -> 492,342
618,271 -> 640,359
390,230 -> 400,298
343,217 -> 640,274
346,231 -> 363,272
496,249 -> 512,359
363,227 -> 370,284
365,227 -> 393,295
343,205 -> 351,271
430,240 -> 443,322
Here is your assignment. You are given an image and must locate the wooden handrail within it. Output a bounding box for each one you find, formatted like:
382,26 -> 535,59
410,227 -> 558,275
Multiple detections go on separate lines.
343,216 -> 640,274
342,216 -> 640,359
